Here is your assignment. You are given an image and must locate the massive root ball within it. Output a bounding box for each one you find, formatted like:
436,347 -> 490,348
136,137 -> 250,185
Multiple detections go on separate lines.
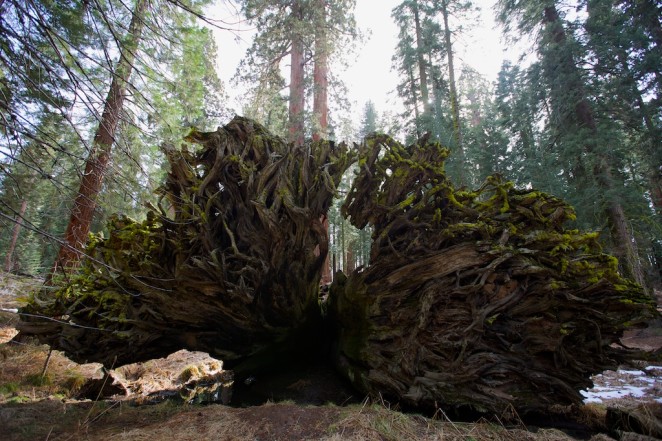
329,133 -> 657,414
19,116 -> 354,367
16,119 -> 657,414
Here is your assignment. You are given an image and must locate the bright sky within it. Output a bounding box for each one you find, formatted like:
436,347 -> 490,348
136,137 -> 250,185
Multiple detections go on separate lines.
211,0 -> 522,121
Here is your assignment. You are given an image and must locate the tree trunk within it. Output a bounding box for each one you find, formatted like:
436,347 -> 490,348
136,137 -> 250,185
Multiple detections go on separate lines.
52,0 -> 149,274
412,1 -> 431,124
345,246 -> 354,273
312,0 -> 329,142
441,0 -> 463,172
652,179 -> 662,214
4,199 -> 27,272
408,65 -> 422,138
312,0 -> 331,284
288,1 -> 305,147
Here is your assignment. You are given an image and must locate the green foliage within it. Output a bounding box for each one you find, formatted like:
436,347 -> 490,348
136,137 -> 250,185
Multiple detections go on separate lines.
0,382 -> 20,395
494,0 -> 661,288
0,113 -> 83,274
358,100 -> 379,139
0,0 -> 229,276
24,373 -> 53,387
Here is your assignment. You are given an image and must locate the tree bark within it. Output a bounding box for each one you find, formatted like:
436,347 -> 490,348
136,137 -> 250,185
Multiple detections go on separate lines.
4,199 -> 27,272
330,132 -> 657,414
412,1 -> 431,124
312,0 -> 329,142
53,0 -> 149,274
288,1 -> 305,147
312,0 -> 331,284
408,65 -> 422,138
441,0 -> 464,183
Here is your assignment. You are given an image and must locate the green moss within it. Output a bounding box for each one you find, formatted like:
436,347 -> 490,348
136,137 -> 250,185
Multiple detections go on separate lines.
24,373 -> 52,387
395,193 -> 416,210
179,365 -> 202,382
0,382 -> 19,395
64,372 -> 86,394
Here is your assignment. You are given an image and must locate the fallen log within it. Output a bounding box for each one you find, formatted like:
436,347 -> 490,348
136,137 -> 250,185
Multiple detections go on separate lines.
329,133 -> 658,414
18,116 -> 354,368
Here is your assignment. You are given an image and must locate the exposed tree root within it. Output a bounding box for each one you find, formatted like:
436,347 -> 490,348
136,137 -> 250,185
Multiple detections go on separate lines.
330,133 -> 657,413
17,119 -> 658,414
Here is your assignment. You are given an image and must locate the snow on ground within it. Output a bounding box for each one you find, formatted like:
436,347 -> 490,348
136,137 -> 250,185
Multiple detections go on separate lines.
581,365 -> 662,404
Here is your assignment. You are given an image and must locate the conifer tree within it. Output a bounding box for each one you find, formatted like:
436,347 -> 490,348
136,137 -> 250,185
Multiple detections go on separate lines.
0,0 -> 226,275
53,0 -> 151,273
236,0 -> 358,144
497,0 -> 648,285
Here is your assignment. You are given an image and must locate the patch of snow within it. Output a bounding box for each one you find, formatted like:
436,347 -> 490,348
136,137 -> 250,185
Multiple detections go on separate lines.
582,366 -> 662,404
581,385 -> 648,403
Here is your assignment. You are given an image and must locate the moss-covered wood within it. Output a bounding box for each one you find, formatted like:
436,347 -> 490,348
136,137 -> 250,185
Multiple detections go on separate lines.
16,119 -> 657,414
18,116 -> 354,367
329,133 -> 657,414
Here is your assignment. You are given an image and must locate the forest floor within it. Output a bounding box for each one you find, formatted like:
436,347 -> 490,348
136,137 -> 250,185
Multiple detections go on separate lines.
1,272 -> 661,441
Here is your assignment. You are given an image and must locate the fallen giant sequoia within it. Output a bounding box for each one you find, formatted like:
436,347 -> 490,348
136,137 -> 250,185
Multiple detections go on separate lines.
18,118 -> 657,413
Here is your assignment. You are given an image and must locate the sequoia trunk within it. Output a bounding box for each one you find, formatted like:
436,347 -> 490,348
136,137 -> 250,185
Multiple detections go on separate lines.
288,1 -> 305,147
53,0 -> 149,274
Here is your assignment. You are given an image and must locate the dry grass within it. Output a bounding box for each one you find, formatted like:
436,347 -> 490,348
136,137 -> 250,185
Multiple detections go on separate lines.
321,399 -> 585,441
0,340 -> 624,441
99,409 -> 254,441
0,342 -> 102,403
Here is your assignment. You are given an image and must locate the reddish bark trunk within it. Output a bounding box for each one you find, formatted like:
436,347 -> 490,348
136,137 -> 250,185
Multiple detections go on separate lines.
345,246 -> 354,273
4,200 -> 27,272
312,0 -> 331,284
52,0 -> 149,274
312,0 -> 328,142
288,2 -> 305,147
651,177 -> 662,214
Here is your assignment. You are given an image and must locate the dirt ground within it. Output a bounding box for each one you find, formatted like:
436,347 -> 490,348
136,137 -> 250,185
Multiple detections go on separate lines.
1,273 -> 661,441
